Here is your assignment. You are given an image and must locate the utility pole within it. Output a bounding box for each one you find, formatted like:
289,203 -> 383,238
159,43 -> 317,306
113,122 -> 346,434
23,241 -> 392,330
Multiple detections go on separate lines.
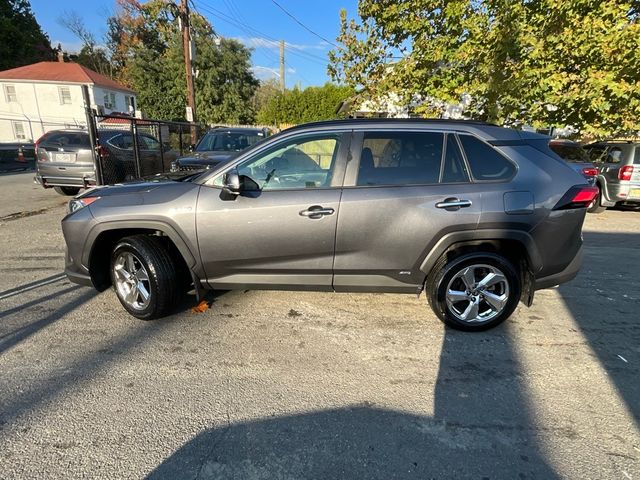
279,40 -> 285,92
180,0 -> 197,144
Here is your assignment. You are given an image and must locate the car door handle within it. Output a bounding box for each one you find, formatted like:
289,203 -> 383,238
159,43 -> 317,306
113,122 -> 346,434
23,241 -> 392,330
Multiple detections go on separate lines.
299,206 -> 335,218
435,198 -> 472,210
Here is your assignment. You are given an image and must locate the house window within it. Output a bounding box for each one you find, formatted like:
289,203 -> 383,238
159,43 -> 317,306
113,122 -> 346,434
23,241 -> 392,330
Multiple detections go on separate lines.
58,86 -> 72,105
103,92 -> 116,109
4,85 -> 17,103
12,121 -> 26,140
124,95 -> 135,113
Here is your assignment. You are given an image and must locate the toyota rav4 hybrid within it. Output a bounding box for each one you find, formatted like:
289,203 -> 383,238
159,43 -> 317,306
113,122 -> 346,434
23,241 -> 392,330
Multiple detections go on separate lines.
62,119 -> 596,331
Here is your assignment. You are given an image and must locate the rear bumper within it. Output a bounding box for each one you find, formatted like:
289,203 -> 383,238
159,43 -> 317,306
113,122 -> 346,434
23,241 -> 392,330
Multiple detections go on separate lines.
534,245 -> 583,290
35,162 -> 96,188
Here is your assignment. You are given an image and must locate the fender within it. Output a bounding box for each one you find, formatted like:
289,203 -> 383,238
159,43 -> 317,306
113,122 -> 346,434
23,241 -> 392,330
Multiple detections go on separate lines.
81,219 -> 198,271
419,229 -> 543,276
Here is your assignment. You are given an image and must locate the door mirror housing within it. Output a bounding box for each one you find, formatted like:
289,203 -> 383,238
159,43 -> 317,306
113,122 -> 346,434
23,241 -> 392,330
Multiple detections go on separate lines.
222,170 -> 241,195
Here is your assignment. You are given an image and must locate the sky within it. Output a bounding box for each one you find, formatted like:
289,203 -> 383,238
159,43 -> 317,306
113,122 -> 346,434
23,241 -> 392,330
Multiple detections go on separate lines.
29,0 -> 359,89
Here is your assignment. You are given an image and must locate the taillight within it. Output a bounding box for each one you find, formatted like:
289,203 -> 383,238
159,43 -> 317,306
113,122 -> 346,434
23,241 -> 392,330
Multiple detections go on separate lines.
97,145 -> 109,157
581,167 -> 598,177
619,165 -> 634,181
553,185 -> 599,210
34,133 -> 48,162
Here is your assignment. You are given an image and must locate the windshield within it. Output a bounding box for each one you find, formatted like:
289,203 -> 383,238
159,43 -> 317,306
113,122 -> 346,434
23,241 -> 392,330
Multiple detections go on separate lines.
549,142 -> 590,163
196,131 -> 263,152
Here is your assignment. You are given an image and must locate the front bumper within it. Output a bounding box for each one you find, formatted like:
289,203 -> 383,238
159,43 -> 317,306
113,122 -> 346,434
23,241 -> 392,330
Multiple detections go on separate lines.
534,245 -> 583,290
64,248 -> 93,287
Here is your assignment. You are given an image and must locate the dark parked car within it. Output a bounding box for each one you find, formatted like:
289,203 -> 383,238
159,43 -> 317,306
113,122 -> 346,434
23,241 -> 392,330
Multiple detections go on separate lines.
0,142 -> 35,172
583,141 -> 640,213
34,129 -> 179,195
170,127 -> 269,173
62,119 -> 595,331
548,139 -> 597,186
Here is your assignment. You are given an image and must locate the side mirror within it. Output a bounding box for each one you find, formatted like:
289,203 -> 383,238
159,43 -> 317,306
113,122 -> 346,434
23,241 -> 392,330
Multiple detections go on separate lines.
222,170 -> 241,196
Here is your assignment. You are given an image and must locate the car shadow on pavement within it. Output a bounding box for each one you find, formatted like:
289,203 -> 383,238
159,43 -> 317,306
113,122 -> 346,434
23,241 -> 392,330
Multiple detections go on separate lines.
0,286 -> 90,355
557,231 -> 640,425
147,326 -> 558,479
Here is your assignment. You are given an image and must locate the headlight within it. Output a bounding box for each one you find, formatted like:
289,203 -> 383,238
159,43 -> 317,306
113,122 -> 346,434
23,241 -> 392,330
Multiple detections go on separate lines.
68,197 -> 100,214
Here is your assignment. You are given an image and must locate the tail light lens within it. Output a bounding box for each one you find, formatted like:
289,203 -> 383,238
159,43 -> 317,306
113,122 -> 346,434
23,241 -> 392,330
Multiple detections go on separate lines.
581,167 -> 598,177
34,133 -> 48,162
97,145 -> 109,157
619,165 -> 634,181
553,185 -> 599,210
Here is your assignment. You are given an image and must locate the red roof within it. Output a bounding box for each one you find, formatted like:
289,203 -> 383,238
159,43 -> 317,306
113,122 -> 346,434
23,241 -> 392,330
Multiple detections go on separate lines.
0,62 -> 135,93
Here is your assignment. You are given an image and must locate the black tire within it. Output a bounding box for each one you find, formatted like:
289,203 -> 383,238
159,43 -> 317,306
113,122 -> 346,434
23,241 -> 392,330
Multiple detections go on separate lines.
53,186 -> 81,196
110,235 -> 180,320
587,187 -> 606,214
426,253 -> 521,331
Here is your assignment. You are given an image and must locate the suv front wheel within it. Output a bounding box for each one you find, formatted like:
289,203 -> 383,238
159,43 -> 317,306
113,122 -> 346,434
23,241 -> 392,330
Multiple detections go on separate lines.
427,253 -> 521,331
110,235 -> 180,319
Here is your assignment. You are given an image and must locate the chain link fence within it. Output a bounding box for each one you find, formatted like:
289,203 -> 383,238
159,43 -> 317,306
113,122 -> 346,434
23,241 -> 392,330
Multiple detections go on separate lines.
92,115 -> 206,184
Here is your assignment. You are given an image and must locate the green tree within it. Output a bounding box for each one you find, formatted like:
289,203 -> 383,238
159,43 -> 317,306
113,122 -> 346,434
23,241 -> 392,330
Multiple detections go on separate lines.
108,0 -> 258,123
257,83 -> 355,125
329,0 -> 640,137
0,0 -> 53,70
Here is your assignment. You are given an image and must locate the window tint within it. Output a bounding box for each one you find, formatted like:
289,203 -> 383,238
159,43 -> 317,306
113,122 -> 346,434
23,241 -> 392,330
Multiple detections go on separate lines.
229,134 -> 341,190
441,135 -> 469,183
606,147 -> 623,164
587,146 -> 607,163
197,131 -> 263,152
549,143 -> 590,163
357,132 -> 444,186
140,135 -> 160,150
44,132 -> 90,148
459,135 -> 515,181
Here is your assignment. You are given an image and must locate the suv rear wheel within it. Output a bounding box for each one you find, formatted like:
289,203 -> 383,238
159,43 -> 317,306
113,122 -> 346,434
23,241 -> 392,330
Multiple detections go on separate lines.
427,253 -> 521,331
587,187 -> 606,214
54,186 -> 81,196
110,235 -> 179,319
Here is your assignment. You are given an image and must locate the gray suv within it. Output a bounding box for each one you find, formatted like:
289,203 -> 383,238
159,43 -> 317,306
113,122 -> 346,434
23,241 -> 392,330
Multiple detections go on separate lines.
62,119 -> 595,331
584,141 -> 640,213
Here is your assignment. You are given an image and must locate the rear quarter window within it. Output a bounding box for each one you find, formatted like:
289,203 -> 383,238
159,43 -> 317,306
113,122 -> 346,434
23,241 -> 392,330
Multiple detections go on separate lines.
459,135 -> 516,181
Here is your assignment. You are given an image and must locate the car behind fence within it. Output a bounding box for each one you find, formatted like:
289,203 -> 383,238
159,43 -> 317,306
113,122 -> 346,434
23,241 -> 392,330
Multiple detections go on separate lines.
93,115 -> 206,184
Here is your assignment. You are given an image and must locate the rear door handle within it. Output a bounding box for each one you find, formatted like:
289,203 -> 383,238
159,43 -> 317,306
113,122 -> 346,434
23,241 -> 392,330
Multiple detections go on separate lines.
435,198 -> 472,210
300,205 -> 335,218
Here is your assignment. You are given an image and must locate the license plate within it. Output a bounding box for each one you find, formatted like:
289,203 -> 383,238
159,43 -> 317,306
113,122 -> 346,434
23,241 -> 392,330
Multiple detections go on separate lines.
54,153 -> 74,163
630,188 -> 640,198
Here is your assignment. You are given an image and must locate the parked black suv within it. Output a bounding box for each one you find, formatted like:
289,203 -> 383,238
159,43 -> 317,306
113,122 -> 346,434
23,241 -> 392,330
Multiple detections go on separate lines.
62,119 -> 595,331
170,127 -> 269,173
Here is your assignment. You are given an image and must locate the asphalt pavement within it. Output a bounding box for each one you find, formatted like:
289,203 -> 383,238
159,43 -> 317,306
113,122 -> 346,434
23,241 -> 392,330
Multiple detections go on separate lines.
0,171 -> 638,479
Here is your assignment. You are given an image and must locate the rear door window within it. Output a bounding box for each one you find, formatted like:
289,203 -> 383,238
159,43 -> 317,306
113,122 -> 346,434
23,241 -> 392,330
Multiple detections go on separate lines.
441,134 -> 470,183
586,145 -> 607,163
356,132 -> 444,186
458,135 -> 516,181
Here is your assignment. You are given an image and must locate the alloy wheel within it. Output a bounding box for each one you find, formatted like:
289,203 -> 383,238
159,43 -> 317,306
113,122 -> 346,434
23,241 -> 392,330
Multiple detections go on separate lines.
113,252 -> 151,310
445,264 -> 510,323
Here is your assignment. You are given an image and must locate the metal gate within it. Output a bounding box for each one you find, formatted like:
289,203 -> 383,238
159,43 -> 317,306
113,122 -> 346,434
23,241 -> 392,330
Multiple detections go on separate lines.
88,114 -> 205,185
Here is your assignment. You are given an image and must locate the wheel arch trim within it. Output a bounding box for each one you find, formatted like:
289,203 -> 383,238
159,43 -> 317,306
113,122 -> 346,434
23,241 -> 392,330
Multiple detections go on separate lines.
419,229 -> 543,277
81,220 -> 197,271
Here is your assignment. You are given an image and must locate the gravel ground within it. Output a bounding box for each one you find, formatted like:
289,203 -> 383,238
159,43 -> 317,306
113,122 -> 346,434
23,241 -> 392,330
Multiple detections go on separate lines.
0,172 -> 638,479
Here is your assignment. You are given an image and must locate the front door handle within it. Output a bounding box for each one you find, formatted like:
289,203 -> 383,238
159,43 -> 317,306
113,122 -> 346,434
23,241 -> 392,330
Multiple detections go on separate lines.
435,198 -> 472,210
300,205 -> 335,218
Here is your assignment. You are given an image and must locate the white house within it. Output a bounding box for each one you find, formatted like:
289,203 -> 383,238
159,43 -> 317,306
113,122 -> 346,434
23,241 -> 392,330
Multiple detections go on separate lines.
0,61 -> 137,143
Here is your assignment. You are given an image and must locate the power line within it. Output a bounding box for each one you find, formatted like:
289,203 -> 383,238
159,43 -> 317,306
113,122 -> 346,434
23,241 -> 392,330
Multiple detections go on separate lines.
270,0 -> 338,48
194,0 -> 329,65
